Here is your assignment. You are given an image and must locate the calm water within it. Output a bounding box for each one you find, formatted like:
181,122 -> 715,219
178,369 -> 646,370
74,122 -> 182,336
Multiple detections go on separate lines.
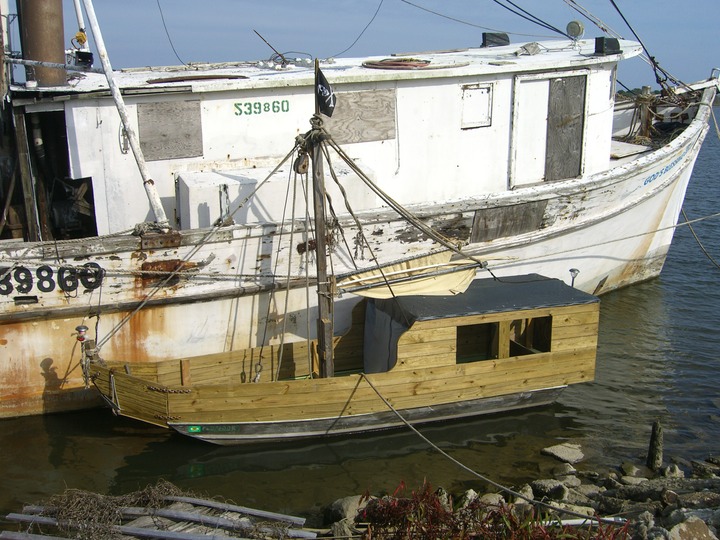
1,123 -> 719,526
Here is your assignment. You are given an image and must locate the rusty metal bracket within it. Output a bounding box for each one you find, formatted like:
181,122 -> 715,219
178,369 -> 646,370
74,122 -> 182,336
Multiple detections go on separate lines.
140,231 -> 183,250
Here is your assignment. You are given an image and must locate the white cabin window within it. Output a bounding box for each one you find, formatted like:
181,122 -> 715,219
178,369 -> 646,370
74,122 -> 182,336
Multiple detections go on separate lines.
460,84 -> 493,129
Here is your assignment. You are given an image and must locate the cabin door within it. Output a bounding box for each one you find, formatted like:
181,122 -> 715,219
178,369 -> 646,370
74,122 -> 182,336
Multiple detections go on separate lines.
510,71 -> 588,187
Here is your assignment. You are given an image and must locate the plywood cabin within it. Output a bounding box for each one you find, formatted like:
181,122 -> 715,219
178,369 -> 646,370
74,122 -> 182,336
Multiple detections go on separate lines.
88,274 -> 599,445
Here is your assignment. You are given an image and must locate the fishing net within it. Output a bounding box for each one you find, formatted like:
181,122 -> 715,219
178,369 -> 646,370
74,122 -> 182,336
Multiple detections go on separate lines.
39,479 -> 186,540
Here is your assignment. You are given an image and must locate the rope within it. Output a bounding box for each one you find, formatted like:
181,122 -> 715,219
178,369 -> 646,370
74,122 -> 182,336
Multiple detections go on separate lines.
681,209 -> 720,270
274,157 -> 303,381
359,374 -> 623,525
676,108 -> 720,271
95,144 -> 300,351
325,134 -> 492,274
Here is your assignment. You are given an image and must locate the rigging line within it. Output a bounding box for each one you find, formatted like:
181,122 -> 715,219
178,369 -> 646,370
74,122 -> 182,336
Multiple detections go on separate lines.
319,141 -> 414,327
156,0 -> 188,67
319,145 -> 359,271
301,174 -> 313,376
494,0 -> 568,38
95,144 -> 300,351
326,135 -> 494,277
259,159 -> 297,379
490,0 -> 567,37
605,0 -> 686,90
331,0 -> 385,58
359,373 -> 624,526
681,209 -> 720,271
489,210 -> 720,271
399,0 -> 553,38
275,164 -> 303,381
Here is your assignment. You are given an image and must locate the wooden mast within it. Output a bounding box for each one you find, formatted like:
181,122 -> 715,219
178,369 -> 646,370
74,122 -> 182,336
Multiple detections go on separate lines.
312,59 -> 334,378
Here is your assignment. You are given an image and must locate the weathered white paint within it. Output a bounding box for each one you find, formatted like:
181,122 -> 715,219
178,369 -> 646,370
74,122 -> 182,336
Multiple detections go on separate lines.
2,36 -> 717,418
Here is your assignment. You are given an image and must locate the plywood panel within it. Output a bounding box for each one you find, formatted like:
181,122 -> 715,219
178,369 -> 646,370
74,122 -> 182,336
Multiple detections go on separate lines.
324,89 -> 396,144
138,100 -> 203,161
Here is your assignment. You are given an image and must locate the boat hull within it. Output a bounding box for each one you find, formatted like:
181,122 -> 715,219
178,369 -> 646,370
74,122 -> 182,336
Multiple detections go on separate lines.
0,65 -> 716,418
169,387 -> 566,445
0,107 -> 709,418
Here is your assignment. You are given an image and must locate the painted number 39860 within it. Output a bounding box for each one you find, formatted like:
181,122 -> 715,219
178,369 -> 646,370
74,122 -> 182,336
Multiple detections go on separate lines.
0,263 -> 104,295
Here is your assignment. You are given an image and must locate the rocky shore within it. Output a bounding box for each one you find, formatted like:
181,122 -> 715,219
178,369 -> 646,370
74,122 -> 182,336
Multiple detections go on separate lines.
322,436 -> 720,539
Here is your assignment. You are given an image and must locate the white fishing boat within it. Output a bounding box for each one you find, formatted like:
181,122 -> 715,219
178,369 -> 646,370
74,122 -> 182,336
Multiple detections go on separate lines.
0,0 -> 717,418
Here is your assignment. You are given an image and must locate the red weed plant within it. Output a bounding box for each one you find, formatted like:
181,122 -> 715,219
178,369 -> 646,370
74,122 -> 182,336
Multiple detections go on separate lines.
356,480 -> 630,539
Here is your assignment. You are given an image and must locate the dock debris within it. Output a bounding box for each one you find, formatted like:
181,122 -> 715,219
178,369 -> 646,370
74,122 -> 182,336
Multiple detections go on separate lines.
1,480 -> 315,539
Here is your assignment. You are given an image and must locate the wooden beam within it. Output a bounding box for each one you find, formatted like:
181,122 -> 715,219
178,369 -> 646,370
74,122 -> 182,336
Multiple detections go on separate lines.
12,108 -> 40,241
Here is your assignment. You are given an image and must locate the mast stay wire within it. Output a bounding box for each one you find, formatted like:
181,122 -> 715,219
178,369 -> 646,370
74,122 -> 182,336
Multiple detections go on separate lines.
94,144 -> 300,352
155,0 -> 188,67
398,0 -> 557,39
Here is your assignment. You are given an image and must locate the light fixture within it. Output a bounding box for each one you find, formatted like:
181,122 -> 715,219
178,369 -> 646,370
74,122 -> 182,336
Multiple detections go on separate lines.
75,325 -> 89,342
569,268 -> 580,287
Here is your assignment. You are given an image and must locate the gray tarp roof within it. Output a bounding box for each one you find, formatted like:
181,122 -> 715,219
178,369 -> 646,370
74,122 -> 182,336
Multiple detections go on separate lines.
373,274 -> 599,325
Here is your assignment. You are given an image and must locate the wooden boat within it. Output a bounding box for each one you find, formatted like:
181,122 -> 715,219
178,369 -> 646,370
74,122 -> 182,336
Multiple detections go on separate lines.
87,273 -> 599,445
0,0 -> 717,418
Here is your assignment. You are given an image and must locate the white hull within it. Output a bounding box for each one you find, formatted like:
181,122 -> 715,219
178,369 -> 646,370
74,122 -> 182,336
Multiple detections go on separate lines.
1,32 -> 717,417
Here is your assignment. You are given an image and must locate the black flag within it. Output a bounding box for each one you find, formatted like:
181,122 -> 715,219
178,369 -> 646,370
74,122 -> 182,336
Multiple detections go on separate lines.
316,68 -> 336,117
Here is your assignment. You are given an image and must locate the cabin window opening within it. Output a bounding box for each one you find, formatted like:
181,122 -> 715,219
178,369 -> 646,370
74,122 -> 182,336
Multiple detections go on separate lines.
509,316 -> 552,356
461,84 -> 493,129
456,322 -> 499,363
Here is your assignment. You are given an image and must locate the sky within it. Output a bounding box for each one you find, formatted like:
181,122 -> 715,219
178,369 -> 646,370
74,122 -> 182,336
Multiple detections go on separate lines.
16,0 -> 720,90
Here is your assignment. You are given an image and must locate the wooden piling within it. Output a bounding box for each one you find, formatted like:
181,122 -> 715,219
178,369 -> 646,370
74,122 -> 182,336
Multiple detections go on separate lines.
646,420 -> 663,471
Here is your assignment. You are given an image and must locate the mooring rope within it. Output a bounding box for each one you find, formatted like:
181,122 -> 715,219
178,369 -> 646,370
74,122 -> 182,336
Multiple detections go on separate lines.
359,373 -> 625,526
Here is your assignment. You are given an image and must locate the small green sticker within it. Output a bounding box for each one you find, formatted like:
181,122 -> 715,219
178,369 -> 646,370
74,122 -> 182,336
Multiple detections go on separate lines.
188,426 -> 202,433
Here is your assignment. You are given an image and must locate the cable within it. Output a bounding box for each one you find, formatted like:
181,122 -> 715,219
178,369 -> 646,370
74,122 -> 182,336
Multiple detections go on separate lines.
156,0 -> 188,67
332,0 -> 385,58
399,0 -> 556,39
491,0 -> 569,38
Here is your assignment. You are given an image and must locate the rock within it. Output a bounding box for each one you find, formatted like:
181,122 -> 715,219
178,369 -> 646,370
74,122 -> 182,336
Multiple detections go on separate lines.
621,475 -> 649,486
693,460 -> 720,478
435,487 -> 453,512
553,463 -> 577,477
712,508 -> 720,529
541,443 -> 584,464
661,489 -> 679,507
647,526 -> 671,539
663,464 -> 685,478
330,517 -> 362,538
530,479 -> 569,501
668,516 -> 718,540
622,462 -> 642,477
515,484 -> 534,502
557,475 -> 582,488
551,501 -> 595,519
575,483 -> 604,498
678,491 -> 720,509
324,495 -> 368,523
479,492 -> 505,507
565,488 -> 593,507
457,489 -> 478,509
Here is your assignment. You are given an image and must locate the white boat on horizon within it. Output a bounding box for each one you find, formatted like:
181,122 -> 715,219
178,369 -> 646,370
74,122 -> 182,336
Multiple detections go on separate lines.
0,0 -> 717,419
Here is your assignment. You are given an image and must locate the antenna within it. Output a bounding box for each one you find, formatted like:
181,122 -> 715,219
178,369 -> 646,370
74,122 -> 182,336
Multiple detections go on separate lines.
253,30 -> 288,66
